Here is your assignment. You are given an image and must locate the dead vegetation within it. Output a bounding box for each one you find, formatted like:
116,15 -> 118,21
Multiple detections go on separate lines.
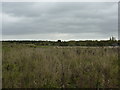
2,43 -> 119,88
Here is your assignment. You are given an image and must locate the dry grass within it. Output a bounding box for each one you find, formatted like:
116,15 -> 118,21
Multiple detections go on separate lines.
2,44 -> 119,88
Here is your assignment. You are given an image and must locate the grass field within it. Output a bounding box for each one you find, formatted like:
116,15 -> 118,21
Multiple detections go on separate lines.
2,43 -> 119,88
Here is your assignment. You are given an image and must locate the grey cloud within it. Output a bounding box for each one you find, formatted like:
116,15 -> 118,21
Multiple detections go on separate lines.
2,2 -> 118,40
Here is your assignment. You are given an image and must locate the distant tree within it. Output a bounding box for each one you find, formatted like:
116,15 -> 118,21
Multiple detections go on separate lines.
110,36 -> 116,41
112,36 -> 116,41
57,40 -> 61,43
110,37 -> 112,41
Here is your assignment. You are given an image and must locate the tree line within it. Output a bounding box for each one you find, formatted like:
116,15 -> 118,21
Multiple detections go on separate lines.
2,39 -> 119,46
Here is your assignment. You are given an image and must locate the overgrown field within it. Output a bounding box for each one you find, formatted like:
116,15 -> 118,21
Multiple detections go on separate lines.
2,43 -> 119,88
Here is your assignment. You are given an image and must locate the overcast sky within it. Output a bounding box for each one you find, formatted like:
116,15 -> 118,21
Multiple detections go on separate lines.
1,2 -> 118,41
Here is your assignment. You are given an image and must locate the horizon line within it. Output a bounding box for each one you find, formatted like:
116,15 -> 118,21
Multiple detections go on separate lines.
1,39 -> 119,41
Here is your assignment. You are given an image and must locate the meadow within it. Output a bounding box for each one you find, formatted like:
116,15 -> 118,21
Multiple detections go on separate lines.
2,42 -> 119,88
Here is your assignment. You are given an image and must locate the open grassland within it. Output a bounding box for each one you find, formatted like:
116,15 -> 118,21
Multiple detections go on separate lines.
2,43 -> 119,88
